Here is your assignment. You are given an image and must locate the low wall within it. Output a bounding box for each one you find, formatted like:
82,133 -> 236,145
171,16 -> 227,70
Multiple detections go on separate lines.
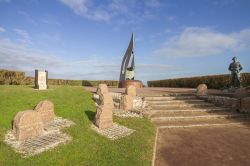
198,95 -> 239,111
197,88 -> 250,113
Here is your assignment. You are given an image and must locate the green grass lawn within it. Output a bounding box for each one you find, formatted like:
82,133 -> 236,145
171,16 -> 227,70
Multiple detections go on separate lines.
0,85 -> 155,166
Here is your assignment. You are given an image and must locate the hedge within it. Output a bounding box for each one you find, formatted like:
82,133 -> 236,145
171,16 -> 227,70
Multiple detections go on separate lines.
0,70 -> 25,85
147,73 -> 250,89
0,69 -> 118,87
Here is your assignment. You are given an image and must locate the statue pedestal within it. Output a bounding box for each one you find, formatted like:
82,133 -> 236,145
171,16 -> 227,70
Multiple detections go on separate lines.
119,80 -> 143,88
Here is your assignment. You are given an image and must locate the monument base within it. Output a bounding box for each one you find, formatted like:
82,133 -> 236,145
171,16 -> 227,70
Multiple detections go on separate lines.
119,80 -> 143,88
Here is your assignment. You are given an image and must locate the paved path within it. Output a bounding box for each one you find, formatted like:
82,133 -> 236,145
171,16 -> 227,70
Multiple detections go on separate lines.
155,124 -> 250,166
145,92 -> 250,166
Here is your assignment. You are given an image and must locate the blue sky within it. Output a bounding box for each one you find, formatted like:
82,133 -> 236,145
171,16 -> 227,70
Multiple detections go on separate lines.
0,0 -> 250,83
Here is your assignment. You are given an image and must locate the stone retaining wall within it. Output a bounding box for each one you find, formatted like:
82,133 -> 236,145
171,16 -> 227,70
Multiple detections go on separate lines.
197,95 -> 240,111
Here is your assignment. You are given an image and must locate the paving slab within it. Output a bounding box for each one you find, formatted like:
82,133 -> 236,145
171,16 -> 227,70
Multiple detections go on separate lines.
154,124 -> 250,166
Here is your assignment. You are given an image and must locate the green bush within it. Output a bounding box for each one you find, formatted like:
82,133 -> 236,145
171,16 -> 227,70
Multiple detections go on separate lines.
0,70 -> 25,85
148,73 -> 250,89
82,80 -> 118,87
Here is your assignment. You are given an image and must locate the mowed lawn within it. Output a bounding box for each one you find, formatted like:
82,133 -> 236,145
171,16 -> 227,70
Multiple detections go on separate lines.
0,85 -> 155,166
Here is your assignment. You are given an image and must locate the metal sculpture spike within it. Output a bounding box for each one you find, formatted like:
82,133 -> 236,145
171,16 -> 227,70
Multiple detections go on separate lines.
119,32 -> 135,82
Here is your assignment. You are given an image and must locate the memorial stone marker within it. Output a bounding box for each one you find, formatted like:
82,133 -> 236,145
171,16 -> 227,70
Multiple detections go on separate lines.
99,93 -> 114,109
197,84 -> 207,96
34,100 -> 55,123
120,95 -> 133,110
126,85 -> 136,98
13,110 -> 44,141
96,84 -> 109,96
35,70 -> 48,90
94,84 -> 113,129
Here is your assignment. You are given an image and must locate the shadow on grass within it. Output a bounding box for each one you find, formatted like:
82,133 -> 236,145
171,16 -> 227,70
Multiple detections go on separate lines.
85,110 -> 95,121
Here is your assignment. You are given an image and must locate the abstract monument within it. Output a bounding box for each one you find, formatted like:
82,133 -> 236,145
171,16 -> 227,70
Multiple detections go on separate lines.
119,32 -> 143,88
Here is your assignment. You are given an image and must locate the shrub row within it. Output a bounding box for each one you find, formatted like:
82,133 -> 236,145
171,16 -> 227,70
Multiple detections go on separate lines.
0,70 -> 25,85
147,73 -> 250,89
0,69 -> 118,87
82,80 -> 118,87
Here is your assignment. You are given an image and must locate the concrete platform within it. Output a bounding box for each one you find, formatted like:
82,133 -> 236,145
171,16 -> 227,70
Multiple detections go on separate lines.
154,124 -> 250,166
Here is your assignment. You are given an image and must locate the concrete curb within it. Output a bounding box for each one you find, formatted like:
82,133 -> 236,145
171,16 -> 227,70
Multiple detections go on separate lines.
152,128 -> 159,166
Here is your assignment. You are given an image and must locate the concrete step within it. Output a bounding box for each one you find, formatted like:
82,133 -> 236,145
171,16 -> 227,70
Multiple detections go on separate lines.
150,103 -> 215,109
151,114 -> 245,122
146,99 -> 205,105
164,93 -> 195,97
149,107 -> 227,115
144,96 -> 197,101
150,109 -> 232,118
153,116 -> 250,127
158,123 -> 244,129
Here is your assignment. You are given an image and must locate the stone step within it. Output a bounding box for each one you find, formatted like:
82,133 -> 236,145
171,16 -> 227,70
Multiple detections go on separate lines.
151,114 -> 244,122
158,123 -> 244,129
149,107 -> 227,115
150,109 -> 232,118
153,117 -> 250,127
144,96 -> 197,101
146,99 -> 205,105
150,103 -> 215,109
163,93 -> 195,97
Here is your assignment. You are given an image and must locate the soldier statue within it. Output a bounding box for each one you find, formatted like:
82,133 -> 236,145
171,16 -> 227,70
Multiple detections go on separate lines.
228,57 -> 243,88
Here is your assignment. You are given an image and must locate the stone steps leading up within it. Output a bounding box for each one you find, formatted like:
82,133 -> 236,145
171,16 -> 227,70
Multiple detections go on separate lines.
151,113 -> 245,122
150,109 -> 233,118
144,96 -> 197,101
146,99 -> 204,104
150,103 -> 215,109
153,117 -> 250,127
149,107 -> 227,115
158,122 -> 244,129
144,93 -> 249,128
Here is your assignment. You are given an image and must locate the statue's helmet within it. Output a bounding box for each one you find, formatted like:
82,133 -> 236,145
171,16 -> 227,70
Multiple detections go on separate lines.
232,57 -> 237,60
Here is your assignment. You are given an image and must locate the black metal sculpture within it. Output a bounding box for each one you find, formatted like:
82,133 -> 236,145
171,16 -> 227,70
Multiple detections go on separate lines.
119,32 -> 135,82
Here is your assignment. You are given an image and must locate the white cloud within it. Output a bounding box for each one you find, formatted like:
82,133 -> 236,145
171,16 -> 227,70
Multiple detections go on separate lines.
0,26 -> 6,32
13,28 -> 31,44
0,36 -> 120,80
58,0 -> 111,22
59,0 -> 89,15
153,27 -> 250,57
58,0 -> 164,23
0,38 -> 67,71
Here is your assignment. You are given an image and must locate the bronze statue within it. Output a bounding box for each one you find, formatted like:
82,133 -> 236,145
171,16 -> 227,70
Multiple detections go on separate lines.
228,57 -> 243,88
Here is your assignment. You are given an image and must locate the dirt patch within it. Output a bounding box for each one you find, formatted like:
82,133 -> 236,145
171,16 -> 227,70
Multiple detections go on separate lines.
155,125 -> 250,166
